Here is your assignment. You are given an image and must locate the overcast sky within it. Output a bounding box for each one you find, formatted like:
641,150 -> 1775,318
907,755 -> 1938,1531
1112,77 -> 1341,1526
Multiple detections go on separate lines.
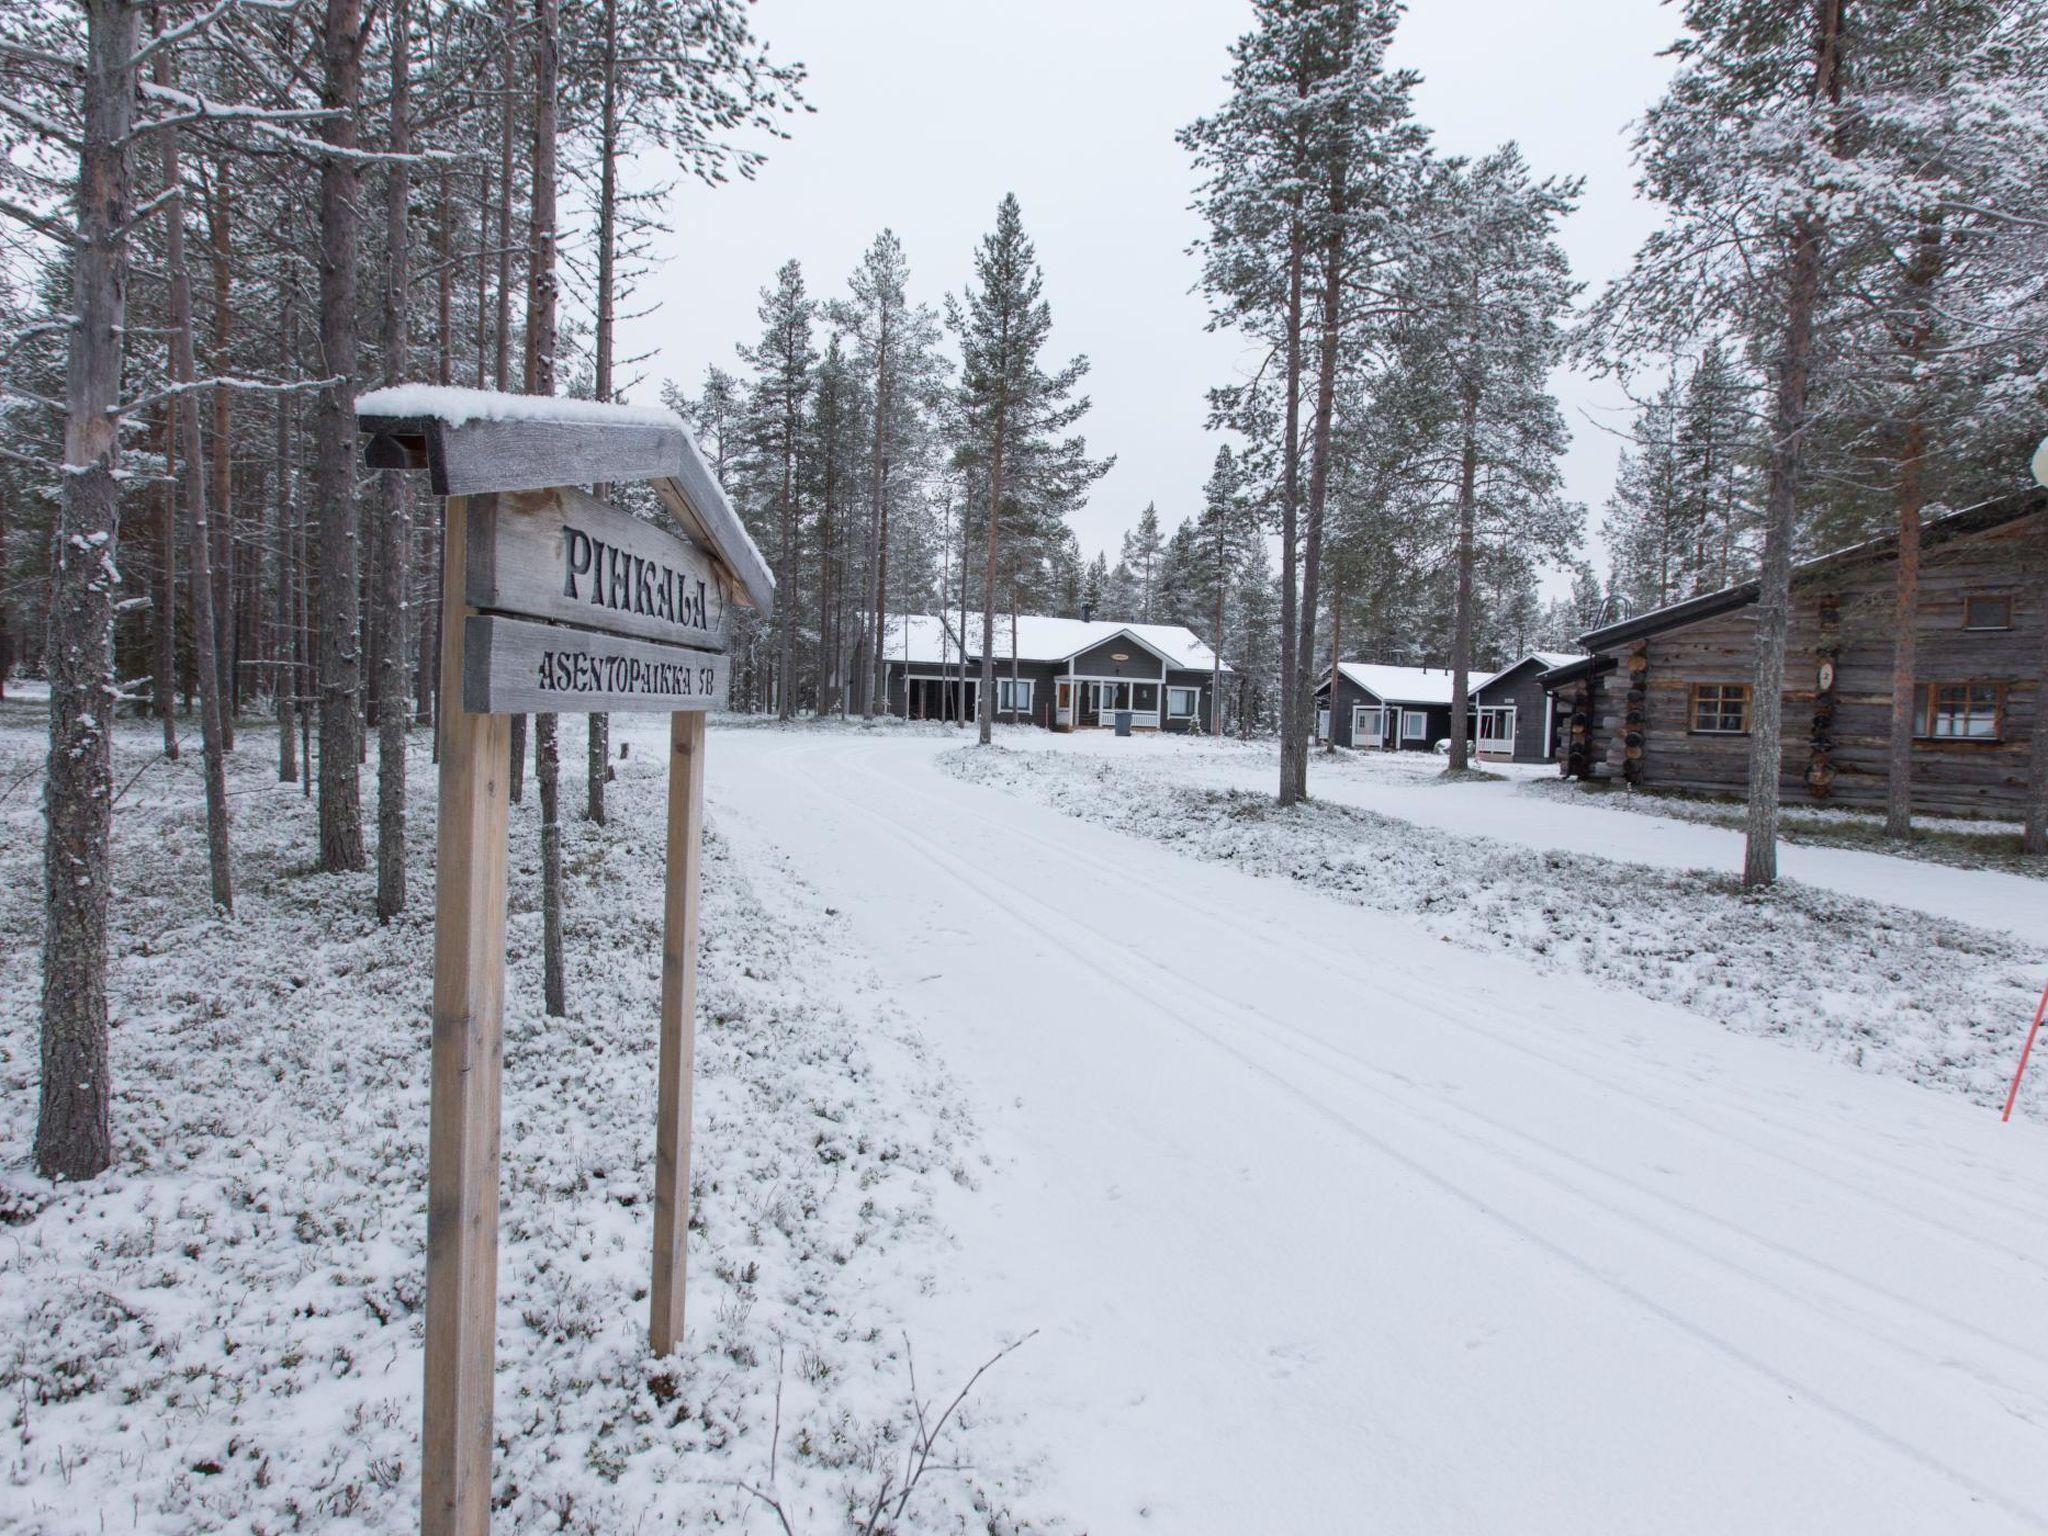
618,0 -> 1683,594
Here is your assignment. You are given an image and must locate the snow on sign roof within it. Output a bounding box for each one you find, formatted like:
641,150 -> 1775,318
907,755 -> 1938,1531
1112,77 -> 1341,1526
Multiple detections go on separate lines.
1329,662 -> 1494,706
884,614 -> 1230,673
356,384 -> 774,617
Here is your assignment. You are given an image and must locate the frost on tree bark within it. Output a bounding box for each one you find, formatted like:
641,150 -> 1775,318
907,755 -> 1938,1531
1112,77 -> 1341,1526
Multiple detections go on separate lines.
156,43 -> 233,913
1743,0 -> 1844,891
315,0 -> 367,872
2027,525 -> 2048,857
40,0 -> 138,1182
1448,386 -> 1480,774
1884,213 -> 1940,842
585,0 -> 619,824
374,0 -> 413,922
528,0 -> 566,1014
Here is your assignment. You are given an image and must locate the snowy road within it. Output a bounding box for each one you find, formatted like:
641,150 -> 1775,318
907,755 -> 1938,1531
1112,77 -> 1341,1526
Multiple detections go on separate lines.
693,726 -> 2048,1534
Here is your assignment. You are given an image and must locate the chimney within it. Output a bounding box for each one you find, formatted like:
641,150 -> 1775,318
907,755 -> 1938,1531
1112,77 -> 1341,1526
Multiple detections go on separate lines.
1081,601 -> 1093,623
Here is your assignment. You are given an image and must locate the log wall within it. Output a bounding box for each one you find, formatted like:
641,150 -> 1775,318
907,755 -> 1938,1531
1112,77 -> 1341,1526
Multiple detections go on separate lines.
1591,515 -> 2044,817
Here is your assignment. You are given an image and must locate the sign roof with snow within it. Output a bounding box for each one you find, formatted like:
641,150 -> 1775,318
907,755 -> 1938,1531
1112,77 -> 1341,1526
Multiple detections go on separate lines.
357,385 -> 774,618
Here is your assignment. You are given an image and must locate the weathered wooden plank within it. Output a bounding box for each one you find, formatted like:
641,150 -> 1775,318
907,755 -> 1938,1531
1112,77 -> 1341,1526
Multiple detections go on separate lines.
356,399 -> 776,618
421,496 -> 512,1536
466,487 -> 730,651
649,710 -> 706,1357
462,614 -> 728,715
651,453 -> 775,624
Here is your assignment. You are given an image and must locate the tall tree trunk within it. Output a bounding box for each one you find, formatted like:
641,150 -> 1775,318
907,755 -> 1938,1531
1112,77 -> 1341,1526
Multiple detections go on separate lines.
1212,554 -> 1225,738
154,403 -> 180,759
777,411 -> 796,721
275,369 -> 298,783
1323,580 -> 1341,753
1276,213 -> 1305,805
374,0 -> 413,922
2026,525 -> 2048,856
315,0 -> 367,872
40,0 -> 138,1182
1743,0 -> 1843,890
1884,213 -> 1940,841
529,0 -> 566,1015
206,164 -> 236,750
979,414 -> 1006,747
1449,386 -> 1480,773
867,294 -> 893,718
1298,209 -> 1343,778
156,45 -> 233,915
585,0 -> 618,822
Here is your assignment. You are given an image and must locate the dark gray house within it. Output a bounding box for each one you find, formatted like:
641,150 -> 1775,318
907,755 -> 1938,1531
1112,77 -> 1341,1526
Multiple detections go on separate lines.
882,613 -> 1229,733
1470,651 -> 1583,762
1313,662 -> 1494,751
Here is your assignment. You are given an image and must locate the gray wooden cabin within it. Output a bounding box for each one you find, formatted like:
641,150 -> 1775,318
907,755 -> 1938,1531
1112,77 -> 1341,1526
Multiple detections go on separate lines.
881,613 -> 1229,733
1314,662 -> 1487,752
1544,491 -> 2048,816
1469,652 -> 1583,763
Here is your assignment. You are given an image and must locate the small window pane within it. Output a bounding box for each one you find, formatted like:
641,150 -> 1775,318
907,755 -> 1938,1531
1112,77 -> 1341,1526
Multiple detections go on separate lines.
1691,683 -> 1750,734
1965,596 -> 2012,631
1925,681 -> 2001,740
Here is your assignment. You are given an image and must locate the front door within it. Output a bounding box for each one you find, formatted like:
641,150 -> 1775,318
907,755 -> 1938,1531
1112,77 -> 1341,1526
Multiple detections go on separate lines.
1354,704 -> 1385,750
1056,680 -> 1073,727
1478,705 -> 1516,757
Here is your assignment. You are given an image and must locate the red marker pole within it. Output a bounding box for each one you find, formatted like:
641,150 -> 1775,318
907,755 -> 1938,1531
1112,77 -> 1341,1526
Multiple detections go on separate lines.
2000,977 -> 2048,1123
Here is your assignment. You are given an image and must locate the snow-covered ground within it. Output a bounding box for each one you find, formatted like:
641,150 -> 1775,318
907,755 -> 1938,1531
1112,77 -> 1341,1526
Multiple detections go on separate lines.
997,728 -> 2048,941
0,704 -> 1054,1535
11,709 -> 2048,1534
699,723 -> 2048,1534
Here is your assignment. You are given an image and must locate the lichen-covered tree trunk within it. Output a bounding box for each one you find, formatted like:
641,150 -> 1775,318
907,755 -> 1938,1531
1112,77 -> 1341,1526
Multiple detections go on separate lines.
1743,0 -> 1843,890
315,0 -> 367,872
1448,388 -> 1480,773
374,0 -> 413,922
156,49 -> 234,914
40,0 -> 138,1182
528,0 -> 566,1013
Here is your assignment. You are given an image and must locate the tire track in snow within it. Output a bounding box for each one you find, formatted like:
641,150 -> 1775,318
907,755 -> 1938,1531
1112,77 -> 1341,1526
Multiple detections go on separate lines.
739,735 -> 2048,1532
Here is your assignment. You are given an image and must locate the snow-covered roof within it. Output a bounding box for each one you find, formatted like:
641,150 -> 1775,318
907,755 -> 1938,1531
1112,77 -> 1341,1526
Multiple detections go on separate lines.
355,384 -> 775,615
1328,662 -> 1493,706
884,614 -> 1230,673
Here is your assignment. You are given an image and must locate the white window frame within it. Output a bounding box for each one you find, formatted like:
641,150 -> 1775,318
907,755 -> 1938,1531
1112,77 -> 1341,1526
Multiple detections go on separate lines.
1401,709 -> 1428,743
996,676 -> 1033,714
1167,685 -> 1199,718
1352,704 -> 1385,747
1477,704 -> 1516,752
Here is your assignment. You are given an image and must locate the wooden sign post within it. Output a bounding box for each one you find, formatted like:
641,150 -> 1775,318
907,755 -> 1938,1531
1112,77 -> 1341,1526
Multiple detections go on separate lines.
358,390 -> 775,1536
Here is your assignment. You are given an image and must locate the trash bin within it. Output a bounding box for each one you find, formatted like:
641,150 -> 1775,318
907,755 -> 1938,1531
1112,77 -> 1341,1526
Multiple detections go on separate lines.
1114,710 -> 1132,737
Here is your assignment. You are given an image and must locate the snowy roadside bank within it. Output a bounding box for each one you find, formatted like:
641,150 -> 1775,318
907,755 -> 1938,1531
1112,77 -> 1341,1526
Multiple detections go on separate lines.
0,707 -> 1056,1536
942,743 -> 2048,1115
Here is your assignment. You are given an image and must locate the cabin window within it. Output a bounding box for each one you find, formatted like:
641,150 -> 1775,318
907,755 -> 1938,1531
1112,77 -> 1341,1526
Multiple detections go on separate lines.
1166,686 -> 1198,718
996,678 -> 1032,713
1818,596 -> 1841,627
1690,682 -> 1751,735
1965,594 -> 2013,631
1919,681 -> 2003,741
1402,710 -> 1428,742
1131,682 -> 1159,714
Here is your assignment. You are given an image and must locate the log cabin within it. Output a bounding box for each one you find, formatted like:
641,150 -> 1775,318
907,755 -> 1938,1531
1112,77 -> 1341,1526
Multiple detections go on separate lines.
881,612 -> 1229,732
1542,491 -> 2048,816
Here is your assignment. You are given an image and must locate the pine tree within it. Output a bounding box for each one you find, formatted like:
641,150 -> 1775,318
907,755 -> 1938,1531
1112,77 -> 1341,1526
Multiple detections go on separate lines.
946,193 -> 1109,745
1183,0 -> 1425,804
1194,445 -> 1257,735
1393,144 -> 1583,770
738,260 -> 817,720
1121,502 -> 1165,621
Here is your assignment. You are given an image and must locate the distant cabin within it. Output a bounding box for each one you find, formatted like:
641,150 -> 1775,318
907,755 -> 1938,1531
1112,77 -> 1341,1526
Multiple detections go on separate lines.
1314,663 -> 1494,753
882,613 -> 1230,733
1470,652 -> 1585,763
1541,490 -> 2048,816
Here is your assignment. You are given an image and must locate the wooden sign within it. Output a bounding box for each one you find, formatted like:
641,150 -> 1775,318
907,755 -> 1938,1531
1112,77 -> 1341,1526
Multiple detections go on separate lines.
467,486 -> 730,652
462,614 -> 728,714
355,388 -> 778,1536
